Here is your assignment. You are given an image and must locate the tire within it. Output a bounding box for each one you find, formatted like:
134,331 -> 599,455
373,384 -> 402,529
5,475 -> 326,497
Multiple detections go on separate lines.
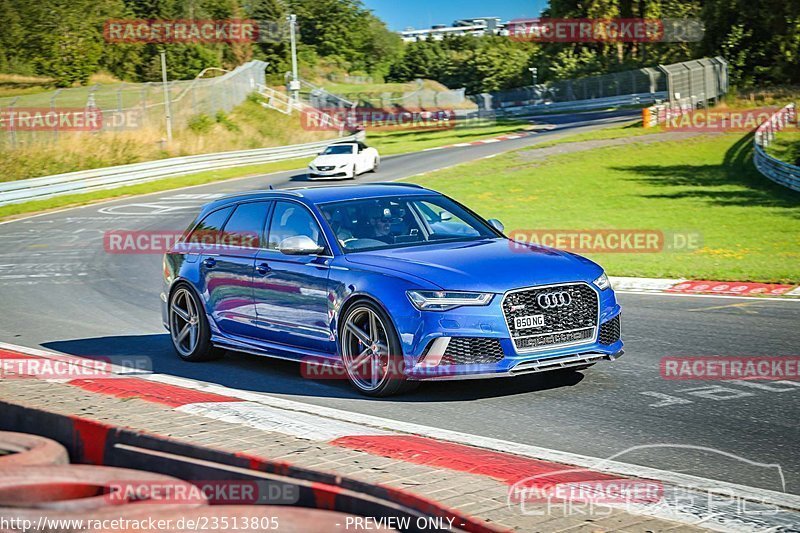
0,432 -> 68,467
369,157 -> 380,173
0,465 -> 207,511
348,164 -> 357,180
339,300 -> 418,397
168,284 -> 223,362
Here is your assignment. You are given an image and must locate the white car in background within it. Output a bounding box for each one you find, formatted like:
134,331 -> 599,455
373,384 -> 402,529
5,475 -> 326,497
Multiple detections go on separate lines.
308,141 -> 380,180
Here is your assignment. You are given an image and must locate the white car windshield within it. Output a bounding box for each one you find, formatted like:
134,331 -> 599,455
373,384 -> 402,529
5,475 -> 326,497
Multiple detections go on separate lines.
323,145 -> 355,155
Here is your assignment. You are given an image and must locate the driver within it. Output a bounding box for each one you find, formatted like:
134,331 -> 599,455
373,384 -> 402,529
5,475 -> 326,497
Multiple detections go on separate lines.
367,204 -> 395,243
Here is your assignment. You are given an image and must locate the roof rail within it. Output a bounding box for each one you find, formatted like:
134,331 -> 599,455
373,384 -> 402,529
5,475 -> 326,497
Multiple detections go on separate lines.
218,189 -> 303,200
369,182 -> 425,189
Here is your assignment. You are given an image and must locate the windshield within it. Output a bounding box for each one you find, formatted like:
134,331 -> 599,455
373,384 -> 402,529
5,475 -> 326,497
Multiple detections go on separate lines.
319,195 -> 498,252
322,145 -> 355,155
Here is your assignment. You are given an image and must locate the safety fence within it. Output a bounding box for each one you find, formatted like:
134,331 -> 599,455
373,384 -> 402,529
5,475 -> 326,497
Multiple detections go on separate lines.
472,57 -> 727,113
0,134 -> 360,206
754,103 -> 800,192
0,61 -> 267,148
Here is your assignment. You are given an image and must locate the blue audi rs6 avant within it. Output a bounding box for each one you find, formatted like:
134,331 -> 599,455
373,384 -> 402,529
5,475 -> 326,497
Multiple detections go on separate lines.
161,184 -> 623,396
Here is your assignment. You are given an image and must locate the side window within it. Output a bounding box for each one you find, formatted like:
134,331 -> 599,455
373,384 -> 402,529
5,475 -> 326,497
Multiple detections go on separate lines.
413,200 -> 480,238
187,206 -> 233,246
267,201 -> 326,252
220,202 -> 270,249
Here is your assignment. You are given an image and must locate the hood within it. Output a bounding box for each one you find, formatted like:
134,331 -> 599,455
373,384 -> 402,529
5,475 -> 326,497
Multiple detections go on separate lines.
311,154 -> 353,167
345,238 -> 603,292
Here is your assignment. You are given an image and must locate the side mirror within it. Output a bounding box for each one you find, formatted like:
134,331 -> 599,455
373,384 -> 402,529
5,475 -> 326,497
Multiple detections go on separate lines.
439,211 -> 453,221
278,235 -> 325,256
487,219 -> 504,233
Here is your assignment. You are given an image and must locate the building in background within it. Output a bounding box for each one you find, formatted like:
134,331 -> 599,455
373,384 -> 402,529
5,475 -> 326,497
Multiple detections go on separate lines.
400,17 -> 507,42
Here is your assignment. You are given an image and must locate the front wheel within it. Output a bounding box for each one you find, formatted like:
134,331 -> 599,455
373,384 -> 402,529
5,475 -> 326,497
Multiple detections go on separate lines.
169,285 -> 223,362
339,301 -> 417,397
369,157 -> 380,173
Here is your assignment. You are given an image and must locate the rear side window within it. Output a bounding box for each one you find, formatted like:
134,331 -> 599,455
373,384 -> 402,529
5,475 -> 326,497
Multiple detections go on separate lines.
267,201 -> 326,251
221,202 -> 270,249
186,206 -> 233,245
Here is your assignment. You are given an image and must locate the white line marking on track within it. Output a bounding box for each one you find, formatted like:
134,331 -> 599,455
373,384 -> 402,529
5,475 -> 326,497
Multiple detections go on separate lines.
617,290 -> 800,303
178,401 -> 389,441
137,373 -> 800,513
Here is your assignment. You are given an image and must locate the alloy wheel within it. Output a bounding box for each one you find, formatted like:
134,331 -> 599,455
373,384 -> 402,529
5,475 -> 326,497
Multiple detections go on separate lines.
341,306 -> 392,392
170,288 -> 200,357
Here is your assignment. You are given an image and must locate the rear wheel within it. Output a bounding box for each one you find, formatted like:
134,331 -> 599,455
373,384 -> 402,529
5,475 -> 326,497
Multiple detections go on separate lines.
169,284 -> 223,362
369,157 -> 380,173
340,301 -> 417,397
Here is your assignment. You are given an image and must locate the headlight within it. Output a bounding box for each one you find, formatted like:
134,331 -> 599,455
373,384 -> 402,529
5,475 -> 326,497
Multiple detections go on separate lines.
406,290 -> 493,311
337,164 -> 349,169
593,272 -> 611,290
309,164 -> 316,170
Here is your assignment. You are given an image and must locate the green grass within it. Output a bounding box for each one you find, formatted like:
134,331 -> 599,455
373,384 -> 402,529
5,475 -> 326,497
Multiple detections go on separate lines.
765,131 -> 800,166
405,129 -> 800,283
0,158 -> 308,221
320,80 -> 424,95
369,119 -> 533,155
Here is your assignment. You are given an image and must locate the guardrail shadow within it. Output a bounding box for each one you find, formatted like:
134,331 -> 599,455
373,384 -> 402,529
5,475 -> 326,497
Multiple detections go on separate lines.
42,334 -> 586,402
612,131 -> 800,210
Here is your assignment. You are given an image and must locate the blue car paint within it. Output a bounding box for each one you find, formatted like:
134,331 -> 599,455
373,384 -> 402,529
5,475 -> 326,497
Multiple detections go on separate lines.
162,184 -> 623,379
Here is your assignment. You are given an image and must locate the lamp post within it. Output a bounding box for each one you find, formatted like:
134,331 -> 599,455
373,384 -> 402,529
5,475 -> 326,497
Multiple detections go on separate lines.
287,14 -> 300,102
160,49 -> 173,144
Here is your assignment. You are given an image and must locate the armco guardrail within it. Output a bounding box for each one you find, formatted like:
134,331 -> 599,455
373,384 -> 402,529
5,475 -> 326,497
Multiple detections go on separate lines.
0,134 -> 360,206
754,103 -> 799,192
496,92 -> 666,117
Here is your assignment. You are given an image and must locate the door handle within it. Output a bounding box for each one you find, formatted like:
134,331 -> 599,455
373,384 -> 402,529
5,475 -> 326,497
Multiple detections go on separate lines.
202,257 -> 216,268
256,262 -> 271,275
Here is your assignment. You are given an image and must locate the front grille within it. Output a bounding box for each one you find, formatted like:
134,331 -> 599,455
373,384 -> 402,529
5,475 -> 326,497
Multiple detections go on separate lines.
502,283 -> 599,352
598,315 -> 621,345
439,338 -> 504,366
317,166 -> 335,171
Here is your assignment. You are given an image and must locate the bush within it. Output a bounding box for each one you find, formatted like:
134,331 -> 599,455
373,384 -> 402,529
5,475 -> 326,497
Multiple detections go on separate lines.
187,114 -> 214,134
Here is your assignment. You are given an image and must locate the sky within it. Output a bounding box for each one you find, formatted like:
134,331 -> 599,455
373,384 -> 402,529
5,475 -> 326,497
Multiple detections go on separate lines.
361,0 -> 548,31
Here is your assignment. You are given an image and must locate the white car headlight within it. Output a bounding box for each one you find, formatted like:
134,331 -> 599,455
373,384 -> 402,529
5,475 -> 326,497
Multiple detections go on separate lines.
407,290 -> 493,311
593,272 -> 611,290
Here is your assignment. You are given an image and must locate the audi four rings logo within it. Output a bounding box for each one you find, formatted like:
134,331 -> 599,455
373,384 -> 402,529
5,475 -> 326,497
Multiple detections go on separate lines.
538,291 -> 572,308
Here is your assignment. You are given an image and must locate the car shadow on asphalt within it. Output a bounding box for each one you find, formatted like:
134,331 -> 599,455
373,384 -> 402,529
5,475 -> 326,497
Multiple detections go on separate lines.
43,334 -> 587,402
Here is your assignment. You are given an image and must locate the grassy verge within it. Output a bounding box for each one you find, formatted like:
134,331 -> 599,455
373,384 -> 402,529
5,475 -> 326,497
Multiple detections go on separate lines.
0,158 -> 308,221
405,129 -> 800,283
0,99 -> 335,183
765,131 -> 800,166
369,119 -> 534,155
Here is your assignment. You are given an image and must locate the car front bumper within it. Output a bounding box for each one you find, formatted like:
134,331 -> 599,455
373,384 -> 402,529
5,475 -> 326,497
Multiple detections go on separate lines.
392,286 -> 623,381
308,167 -> 352,179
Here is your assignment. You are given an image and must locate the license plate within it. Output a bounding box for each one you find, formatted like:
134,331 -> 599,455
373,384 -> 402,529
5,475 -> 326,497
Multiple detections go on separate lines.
514,314 -> 544,329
